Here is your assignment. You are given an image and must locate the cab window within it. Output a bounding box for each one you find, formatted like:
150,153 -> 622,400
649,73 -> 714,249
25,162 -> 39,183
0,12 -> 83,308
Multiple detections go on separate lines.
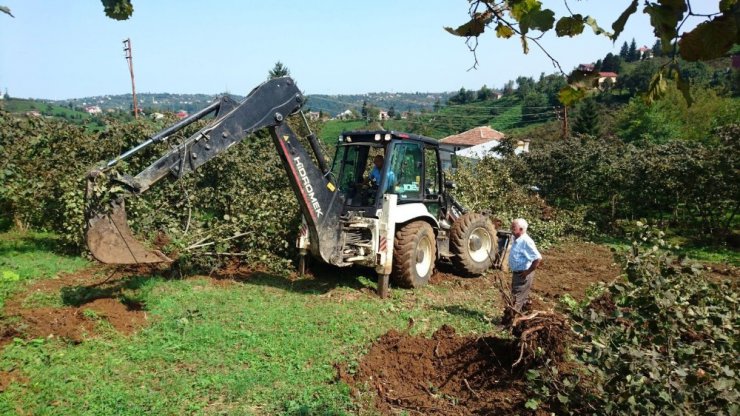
424,147 -> 440,198
385,142 -> 422,200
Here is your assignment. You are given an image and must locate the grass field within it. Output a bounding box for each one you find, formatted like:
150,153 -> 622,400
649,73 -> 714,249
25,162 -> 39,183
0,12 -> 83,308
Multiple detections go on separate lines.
0,232 -> 502,415
1,98 -> 91,121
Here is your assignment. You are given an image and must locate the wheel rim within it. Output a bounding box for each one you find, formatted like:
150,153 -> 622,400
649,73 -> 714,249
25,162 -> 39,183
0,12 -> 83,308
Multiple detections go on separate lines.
415,235 -> 433,277
468,227 -> 492,263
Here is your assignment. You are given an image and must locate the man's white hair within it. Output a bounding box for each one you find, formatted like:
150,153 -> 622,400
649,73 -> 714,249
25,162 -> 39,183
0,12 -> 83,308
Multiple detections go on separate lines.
513,218 -> 528,232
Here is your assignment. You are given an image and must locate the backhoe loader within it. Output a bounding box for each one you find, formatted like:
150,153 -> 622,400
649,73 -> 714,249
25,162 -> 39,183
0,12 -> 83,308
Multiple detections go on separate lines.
85,77 -> 507,297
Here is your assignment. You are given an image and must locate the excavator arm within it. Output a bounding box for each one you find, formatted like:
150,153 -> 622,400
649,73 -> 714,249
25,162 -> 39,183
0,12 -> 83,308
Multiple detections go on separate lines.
85,77 -> 344,265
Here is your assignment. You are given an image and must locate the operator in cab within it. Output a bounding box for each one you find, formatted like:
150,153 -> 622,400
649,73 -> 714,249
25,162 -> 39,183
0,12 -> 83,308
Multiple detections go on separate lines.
368,155 -> 384,186
365,155 -> 396,191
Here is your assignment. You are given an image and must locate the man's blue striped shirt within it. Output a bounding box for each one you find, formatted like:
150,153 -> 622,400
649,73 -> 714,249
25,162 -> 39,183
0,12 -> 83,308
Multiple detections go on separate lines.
509,233 -> 542,272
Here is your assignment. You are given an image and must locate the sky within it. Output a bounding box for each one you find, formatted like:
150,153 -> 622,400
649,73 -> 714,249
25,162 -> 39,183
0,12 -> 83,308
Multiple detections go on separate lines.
0,1 -> 714,99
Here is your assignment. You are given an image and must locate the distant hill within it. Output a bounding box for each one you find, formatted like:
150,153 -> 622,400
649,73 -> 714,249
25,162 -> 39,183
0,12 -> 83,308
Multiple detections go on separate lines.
38,91 -> 454,117
306,92 -> 453,116
317,94 -> 558,142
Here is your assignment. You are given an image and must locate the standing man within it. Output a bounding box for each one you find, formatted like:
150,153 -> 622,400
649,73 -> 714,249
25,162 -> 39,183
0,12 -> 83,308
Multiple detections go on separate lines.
508,218 -> 542,312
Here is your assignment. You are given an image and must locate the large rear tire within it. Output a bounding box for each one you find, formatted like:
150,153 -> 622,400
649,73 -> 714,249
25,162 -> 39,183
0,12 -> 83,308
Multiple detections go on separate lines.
450,213 -> 497,276
391,221 -> 436,288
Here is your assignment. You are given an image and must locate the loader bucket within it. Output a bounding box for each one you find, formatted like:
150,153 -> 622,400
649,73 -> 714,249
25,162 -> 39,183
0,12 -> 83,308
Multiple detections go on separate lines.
86,197 -> 172,265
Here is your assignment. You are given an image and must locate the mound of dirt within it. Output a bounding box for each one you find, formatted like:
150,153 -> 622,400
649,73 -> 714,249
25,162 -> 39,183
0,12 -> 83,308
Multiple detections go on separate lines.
341,325 -> 529,415
535,242 -> 621,300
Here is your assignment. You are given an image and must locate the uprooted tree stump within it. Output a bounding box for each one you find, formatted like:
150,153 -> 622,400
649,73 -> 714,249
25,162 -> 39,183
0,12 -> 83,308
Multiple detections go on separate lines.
494,274 -> 572,368
510,310 -> 571,367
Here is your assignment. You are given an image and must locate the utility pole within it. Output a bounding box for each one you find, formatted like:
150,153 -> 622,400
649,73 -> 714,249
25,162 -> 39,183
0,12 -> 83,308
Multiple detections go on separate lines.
123,38 -> 139,118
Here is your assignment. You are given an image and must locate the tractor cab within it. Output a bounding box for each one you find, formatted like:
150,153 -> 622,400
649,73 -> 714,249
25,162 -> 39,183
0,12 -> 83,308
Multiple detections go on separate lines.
331,131 -> 443,218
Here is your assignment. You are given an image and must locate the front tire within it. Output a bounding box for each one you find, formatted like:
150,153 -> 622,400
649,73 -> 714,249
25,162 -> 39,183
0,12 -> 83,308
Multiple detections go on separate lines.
392,221 -> 436,288
450,213 -> 497,276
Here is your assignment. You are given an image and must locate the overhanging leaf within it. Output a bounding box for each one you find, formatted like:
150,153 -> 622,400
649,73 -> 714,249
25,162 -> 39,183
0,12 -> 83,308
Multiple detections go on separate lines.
678,14 -> 737,61
495,22 -> 515,38
518,7 -> 555,34
444,10 -> 494,37
558,85 -> 586,106
668,64 -> 693,106
645,0 -> 688,53
719,0 -> 737,13
0,5 -> 14,17
642,71 -> 668,104
611,0 -> 638,41
555,15 -> 585,37
585,16 -> 611,37
101,0 -> 134,20
520,35 -> 530,54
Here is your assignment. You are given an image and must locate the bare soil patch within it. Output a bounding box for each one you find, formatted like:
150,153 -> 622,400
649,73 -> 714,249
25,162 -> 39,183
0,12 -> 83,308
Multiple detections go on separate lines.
1,266 -> 155,346
534,242 -> 621,300
341,325 -> 529,415
0,368 -> 28,392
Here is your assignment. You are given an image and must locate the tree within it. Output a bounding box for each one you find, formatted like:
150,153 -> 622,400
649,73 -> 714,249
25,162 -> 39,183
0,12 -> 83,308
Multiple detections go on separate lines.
572,98 -> 600,137
521,92 -> 549,123
601,53 -> 622,73
361,100 -> 368,119
268,61 -> 290,79
478,84 -> 493,100
515,76 -> 536,98
617,59 -> 661,95
446,0 -> 740,105
627,38 -> 638,62
387,105 -> 396,119
433,98 -> 441,112
652,39 -> 663,57
619,41 -> 630,59
449,87 -> 474,104
503,80 -> 515,96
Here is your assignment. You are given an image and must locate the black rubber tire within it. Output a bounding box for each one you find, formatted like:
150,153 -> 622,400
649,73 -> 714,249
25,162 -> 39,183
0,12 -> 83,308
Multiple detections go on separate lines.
450,213 -> 497,276
391,221 -> 436,288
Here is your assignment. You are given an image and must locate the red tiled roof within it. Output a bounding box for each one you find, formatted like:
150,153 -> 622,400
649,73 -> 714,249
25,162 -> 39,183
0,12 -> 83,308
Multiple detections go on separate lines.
599,72 -> 618,77
440,126 -> 505,146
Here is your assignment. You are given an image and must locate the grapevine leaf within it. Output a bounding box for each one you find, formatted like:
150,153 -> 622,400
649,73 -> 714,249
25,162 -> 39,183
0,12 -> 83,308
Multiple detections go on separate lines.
444,11 -> 493,37
585,16 -> 611,37
509,0 -> 541,21
642,71 -> 668,105
520,35 -> 530,54
519,7 -> 555,34
101,0 -> 134,20
611,0 -> 638,41
555,15 -> 585,37
525,398 -> 540,410
719,0 -> 737,12
644,0 -> 688,54
0,5 -> 13,17
670,65 -> 694,106
495,22 -> 515,38
558,85 -> 586,106
678,14 -> 737,61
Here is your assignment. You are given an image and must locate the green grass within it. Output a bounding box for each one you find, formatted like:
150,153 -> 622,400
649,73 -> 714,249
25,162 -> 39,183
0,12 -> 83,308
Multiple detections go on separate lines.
1,98 -> 91,121
0,233 -> 502,415
0,232 -> 89,309
318,96 -> 550,141
596,234 -> 739,266
317,120 -> 366,144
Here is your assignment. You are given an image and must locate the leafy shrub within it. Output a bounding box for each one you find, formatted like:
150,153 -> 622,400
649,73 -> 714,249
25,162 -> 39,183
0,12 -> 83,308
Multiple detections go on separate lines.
449,150 -> 596,247
555,224 -> 739,414
0,111 -> 316,271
